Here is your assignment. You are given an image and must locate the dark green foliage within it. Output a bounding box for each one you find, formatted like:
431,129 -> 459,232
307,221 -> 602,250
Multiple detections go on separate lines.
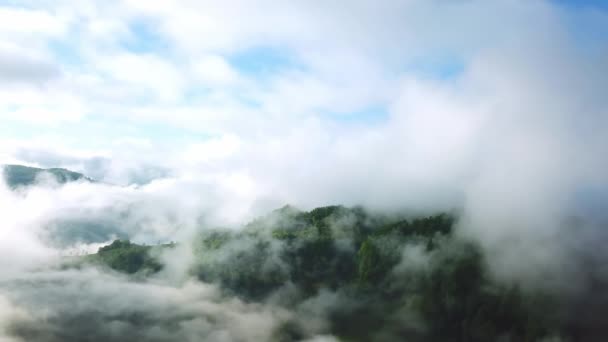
195,230 -> 233,251
374,213 -> 453,238
189,206 -> 564,340
81,206 -> 567,341
83,240 -> 166,275
356,239 -> 385,283
2,164 -> 92,188
190,228 -> 291,299
191,207 -> 564,341
281,228 -> 349,294
196,237 -> 289,299
418,255 -> 560,342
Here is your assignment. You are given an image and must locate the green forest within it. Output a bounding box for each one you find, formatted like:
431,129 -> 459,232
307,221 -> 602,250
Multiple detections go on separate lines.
75,205 -> 590,342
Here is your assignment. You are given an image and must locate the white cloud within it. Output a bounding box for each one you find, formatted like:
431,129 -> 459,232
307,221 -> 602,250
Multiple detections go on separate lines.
192,55 -> 239,86
0,42 -> 60,85
0,7 -> 68,36
0,87 -> 87,124
95,52 -> 185,102
0,0 -> 607,288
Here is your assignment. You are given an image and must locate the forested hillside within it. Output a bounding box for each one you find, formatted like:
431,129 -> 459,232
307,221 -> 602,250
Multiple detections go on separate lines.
78,205 -> 579,342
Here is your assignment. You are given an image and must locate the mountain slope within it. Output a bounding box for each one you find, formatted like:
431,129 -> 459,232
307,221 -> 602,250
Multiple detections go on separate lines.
77,205 -> 564,342
2,164 -> 92,188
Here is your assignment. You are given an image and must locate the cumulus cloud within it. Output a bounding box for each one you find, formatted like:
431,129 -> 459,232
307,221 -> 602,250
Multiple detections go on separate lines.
0,44 -> 60,85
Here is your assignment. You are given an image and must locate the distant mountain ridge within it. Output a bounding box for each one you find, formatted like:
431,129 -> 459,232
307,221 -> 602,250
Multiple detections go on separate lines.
2,164 -> 93,188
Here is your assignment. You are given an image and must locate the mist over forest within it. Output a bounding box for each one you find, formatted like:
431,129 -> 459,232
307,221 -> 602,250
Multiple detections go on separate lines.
1,0 -> 608,341
1,163 -> 607,342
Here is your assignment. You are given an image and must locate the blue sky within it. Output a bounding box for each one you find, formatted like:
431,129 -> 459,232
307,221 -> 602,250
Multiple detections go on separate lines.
553,0 -> 608,9
0,0 -> 606,250
0,0 -> 607,165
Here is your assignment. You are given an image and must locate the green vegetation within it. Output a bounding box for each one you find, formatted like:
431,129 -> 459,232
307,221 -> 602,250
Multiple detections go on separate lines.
81,205 -> 568,341
78,239 -> 171,275
2,164 -> 92,188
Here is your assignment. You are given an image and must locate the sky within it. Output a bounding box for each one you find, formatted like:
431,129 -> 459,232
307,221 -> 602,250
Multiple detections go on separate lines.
0,0 -> 604,149
0,0 -> 607,212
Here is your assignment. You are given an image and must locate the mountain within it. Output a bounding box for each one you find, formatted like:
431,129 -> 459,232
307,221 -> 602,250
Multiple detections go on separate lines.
75,205 -> 568,341
2,164 -> 92,188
